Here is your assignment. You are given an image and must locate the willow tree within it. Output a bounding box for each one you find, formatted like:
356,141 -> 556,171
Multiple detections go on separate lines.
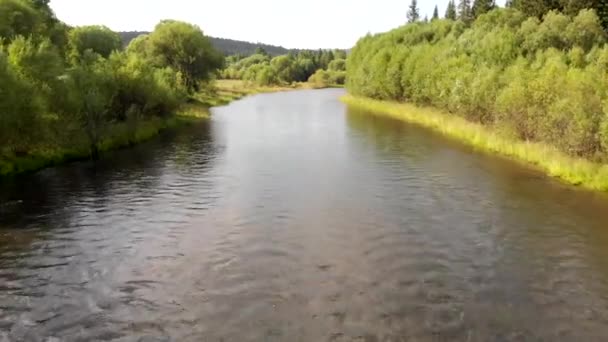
147,20 -> 224,92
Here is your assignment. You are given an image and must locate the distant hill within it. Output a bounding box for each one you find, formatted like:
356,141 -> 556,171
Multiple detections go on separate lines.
119,31 -> 291,56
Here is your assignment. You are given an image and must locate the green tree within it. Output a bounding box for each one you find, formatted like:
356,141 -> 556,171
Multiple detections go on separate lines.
473,0 -> 495,18
7,36 -> 65,113
317,49 -> 335,69
433,5 -> 440,20
407,0 -> 420,22
328,58 -> 346,71
597,1 -> 608,31
308,69 -> 331,88
66,53 -> 117,159
8,36 -> 63,85
254,47 -> 269,56
333,49 -> 347,60
559,0 -> 608,31
511,0 -> 562,18
68,26 -> 122,62
147,20 -> 223,92
458,0 -> 473,23
125,34 -> 150,57
271,54 -> 296,84
0,0 -> 44,42
0,49 -> 41,155
566,9 -> 606,51
345,7 -> 608,160
446,0 -> 458,19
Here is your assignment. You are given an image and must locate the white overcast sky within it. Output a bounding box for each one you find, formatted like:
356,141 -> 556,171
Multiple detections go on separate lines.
50,0 -> 506,49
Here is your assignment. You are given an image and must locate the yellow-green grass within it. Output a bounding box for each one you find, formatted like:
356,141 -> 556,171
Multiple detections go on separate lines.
342,95 -> 608,192
192,80 -> 312,108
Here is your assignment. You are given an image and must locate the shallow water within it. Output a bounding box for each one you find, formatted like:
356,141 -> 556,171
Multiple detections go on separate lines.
2,89 -> 608,341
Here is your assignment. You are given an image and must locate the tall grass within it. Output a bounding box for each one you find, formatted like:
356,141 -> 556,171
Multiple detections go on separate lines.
342,95 -> 608,192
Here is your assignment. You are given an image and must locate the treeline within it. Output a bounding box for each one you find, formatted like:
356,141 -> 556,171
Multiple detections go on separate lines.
222,49 -> 347,87
119,32 -> 293,57
347,7 -> 608,160
416,0 -> 608,26
0,0 -> 222,165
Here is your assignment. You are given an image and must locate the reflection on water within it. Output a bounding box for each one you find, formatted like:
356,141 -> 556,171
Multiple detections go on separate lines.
2,89 -> 608,341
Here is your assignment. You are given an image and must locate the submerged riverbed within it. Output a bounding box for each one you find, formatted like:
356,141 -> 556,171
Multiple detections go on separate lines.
2,89 -> 608,341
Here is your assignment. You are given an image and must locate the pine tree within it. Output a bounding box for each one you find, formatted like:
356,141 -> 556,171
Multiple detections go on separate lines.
596,0 -> 608,32
458,0 -> 473,23
473,0 -> 495,18
432,5 -> 440,20
445,0 -> 457,20
407,0 -> 420,23
511,0 -> 560,18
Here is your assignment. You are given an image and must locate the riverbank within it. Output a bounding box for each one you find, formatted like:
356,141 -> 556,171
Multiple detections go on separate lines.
0,80 -> 308,177
0,105 -> 211,177
342,95 -> 608,192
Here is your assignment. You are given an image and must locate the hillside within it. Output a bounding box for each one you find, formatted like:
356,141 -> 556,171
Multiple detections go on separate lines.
119,31 -> 290,56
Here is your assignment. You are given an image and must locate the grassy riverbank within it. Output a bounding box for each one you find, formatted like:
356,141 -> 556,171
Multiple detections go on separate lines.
0,80 -> 312,177
0,104 -> 210,177
197,80 -> 317,107
342,95 -> 608,192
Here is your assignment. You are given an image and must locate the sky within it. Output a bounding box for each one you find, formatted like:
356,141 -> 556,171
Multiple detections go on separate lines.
50,0 -> 506,50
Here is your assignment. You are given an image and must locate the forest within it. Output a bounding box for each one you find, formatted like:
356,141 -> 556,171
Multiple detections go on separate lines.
348,0 -> 608,162
120,31 -> 349,87
0,0 -> 228,175
120,32 -> 292,57
221,49 -> 347,87
0,0 -> 347,176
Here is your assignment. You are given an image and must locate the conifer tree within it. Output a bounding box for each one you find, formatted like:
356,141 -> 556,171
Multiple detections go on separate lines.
473,0 -> 495,18
596,0 -> 608,31
445,0 -> 458,20
407,0 -> 420,23
432,5 -> 440,20
458,0 -> 473,23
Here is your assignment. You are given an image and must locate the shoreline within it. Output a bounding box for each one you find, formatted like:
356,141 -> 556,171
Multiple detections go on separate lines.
341,95 -> 608,192
0,105 -> 210,178
0,80 -> 312,178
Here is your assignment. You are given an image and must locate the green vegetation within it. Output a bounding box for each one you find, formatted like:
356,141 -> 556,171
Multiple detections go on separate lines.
221,49 -> 347,87
120,32 -> 294,57
0,0 -> 223,176
342,96 -> 608,191
201,79 -> 317,106
347,4 -> 608,189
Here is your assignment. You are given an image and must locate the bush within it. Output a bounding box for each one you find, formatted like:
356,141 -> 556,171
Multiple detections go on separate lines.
221,49 -> 348,85
68,25 -> 122,62
308,69 -> 332,87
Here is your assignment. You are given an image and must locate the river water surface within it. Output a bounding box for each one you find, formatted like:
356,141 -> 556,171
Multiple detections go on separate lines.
2,89 -> 608,341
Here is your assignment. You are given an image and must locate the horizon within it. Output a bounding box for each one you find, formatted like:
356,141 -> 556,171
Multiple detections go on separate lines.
50,0 -> 506,50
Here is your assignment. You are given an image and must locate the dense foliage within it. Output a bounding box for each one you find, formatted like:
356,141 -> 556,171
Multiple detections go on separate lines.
120,32 -> 294,57
0,0 -> 221,165
347,7 -> 608,160
221,49 -> 347,87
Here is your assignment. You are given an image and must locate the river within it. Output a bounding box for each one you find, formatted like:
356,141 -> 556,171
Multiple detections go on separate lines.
2,89 -> 608,341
